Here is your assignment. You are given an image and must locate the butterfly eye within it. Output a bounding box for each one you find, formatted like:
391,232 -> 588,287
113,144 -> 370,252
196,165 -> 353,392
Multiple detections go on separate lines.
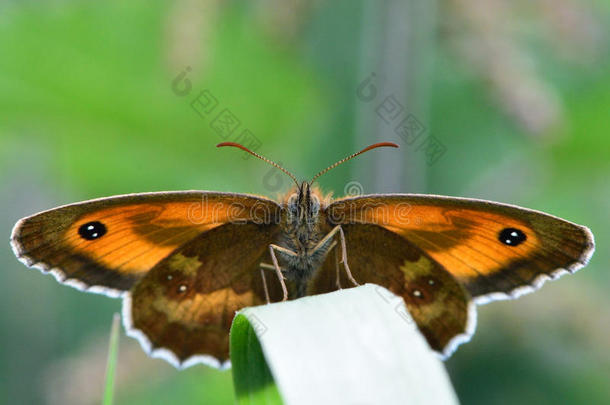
310,195 -> 320,215
78,221 -> 107,240
499,228 -> 526,246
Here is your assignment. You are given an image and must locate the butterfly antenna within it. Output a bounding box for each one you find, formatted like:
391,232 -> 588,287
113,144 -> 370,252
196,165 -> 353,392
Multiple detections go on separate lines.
217,142 -> 299,187
310,142 -> 399,184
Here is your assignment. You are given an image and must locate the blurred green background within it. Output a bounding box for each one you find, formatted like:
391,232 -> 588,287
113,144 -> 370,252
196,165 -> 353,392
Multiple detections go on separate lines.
1,0 -> 609,404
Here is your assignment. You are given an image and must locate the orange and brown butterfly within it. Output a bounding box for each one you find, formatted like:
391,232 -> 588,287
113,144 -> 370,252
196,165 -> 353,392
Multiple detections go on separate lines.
10,142 -> 595,368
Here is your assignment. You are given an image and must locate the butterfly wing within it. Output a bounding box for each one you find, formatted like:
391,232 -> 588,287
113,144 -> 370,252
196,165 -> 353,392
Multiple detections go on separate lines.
326,194 -> 594,302
124,221 -> 285,368
319,194 -> 594,356
310,223 -> 473,358
11,191 -> 281,297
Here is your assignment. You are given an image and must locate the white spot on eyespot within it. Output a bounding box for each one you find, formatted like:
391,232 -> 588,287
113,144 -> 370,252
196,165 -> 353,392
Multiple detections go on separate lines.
167,275 -> 173,281
428,279 -> 435,286
413,289 -> 422,297
179,285 -> 187,292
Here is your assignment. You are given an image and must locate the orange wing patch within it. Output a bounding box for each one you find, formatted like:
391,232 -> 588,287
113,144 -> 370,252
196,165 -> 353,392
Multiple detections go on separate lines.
384,208 -> 540,280
64,202 -> 233,274
327,195 -> 593,300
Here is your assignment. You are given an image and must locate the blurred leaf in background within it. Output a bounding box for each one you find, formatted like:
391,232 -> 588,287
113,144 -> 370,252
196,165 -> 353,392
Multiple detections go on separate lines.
0,0 -> 608,404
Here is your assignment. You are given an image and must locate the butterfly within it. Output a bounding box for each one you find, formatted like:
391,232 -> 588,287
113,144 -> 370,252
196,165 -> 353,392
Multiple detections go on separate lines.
10,142 -> 595,369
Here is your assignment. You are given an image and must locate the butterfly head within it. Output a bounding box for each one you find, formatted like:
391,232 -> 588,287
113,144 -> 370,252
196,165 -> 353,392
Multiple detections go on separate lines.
287,181 -> 320,224
216,141 -> 398,231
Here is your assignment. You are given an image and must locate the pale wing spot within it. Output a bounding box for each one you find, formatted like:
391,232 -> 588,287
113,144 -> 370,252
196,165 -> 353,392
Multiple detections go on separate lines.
167,253 -> 202,277
399,256 -> 434,281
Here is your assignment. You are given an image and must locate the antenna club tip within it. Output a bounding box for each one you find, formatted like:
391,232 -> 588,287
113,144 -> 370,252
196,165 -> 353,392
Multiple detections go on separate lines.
358,141 -> 400,155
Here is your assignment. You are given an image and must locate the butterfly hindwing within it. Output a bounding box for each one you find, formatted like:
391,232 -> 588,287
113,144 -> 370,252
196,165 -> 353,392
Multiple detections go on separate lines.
124,222 -> 285,367
10,191 -> 282,297
309,223 -> 473,357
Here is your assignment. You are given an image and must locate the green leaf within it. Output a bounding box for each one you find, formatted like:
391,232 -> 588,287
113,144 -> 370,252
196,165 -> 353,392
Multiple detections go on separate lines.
230,314 -> 283,405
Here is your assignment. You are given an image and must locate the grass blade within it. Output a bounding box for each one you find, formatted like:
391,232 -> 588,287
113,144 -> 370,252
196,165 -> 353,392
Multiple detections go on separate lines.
102,312 -> 121,405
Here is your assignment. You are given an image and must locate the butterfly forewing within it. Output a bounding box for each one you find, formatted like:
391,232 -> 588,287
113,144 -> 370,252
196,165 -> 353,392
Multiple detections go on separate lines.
326,194 -> 594,302
10,191 -> 282,297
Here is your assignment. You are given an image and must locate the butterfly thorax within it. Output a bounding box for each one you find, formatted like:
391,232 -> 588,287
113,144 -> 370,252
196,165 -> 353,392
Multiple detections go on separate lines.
278,182 -> 334,295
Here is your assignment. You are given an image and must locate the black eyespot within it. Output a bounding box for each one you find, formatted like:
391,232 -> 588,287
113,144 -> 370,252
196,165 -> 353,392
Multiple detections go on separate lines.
78,221 -> 107,240
499,228 -> 526,246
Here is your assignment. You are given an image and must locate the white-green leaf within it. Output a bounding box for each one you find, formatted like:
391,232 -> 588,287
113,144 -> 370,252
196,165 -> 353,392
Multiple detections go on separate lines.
230,284 -> 459,405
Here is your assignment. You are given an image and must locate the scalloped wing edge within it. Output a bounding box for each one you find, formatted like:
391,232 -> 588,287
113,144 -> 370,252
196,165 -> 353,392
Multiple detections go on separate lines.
472,225 -> 595,306
437,225 -> 594,358
436,299 -> 478,360
10,217 -> 126,299
121,292 -> 231,370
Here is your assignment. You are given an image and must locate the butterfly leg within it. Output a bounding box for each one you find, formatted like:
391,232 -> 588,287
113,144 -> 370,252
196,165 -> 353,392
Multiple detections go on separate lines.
259,268 -> 271,304
333,243 -> 342,290
260,263 -> 287,273
324,241 -> 341,289
313,225 -> 359,287
269,244 -> 294,301
336,226 -> 359,287
259,262 -> 288,304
